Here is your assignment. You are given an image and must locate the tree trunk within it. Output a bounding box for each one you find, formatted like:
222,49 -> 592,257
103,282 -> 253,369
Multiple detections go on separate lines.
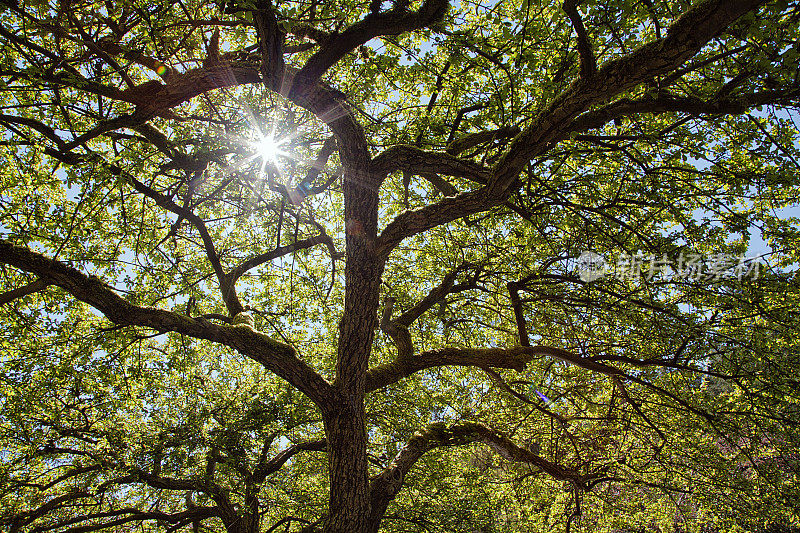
323,149 -> 383,530
222,489 -> 259,533
324,399 -> 370,532
324,252 -> 383,532
225,512 -> 259,533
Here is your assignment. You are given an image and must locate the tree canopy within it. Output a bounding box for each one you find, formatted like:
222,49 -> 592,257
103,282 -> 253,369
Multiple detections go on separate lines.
1,0 -> 799,531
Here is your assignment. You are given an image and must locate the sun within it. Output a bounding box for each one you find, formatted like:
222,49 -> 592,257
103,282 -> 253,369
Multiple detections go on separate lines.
251,130 -> 288,163
255,135 -> 281,162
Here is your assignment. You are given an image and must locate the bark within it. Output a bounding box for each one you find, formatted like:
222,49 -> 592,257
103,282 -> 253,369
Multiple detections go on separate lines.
323,398 -> 371,532
290,0 -> 449,94
563,0 -> 596,79
277,46 -> 383,533
323,162 -> 383,532
371,145 -> 491,184
225,512 -> 259,533
0,240 -> 333,406
0,277 -> 48,305
364,345 -> 622,393
253,0 -> 286,90
375,0 -> 769,257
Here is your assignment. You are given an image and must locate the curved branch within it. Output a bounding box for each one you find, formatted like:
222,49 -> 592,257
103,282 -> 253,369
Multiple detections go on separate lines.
366,344 -> 622,393
376,0 -> 768,258
371,145 -> 490,184
483,368 -> 567,424
27,507 -> 219,533
229,233 -> 338,283
368,421 -> 596,531
123,171 -> 243,316
446,125 -> 520,155
489,0 -> 768,196
381,264 -> 480,356
367,346 -> 528,392
0,240 -> 333,406
252,440 -> 326,483
567,88 -> 800,136
507,280 -> 530,347
296,135 -> 338,198
375,188 -> 495,258
290,0 -> 449,94
1,491 -> 91,532
0,114 -> 68,148
118,63 -> 262,115
133,123 -> 209,172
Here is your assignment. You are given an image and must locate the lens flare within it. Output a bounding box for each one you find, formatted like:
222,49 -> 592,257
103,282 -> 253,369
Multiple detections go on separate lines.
255,135 -> 282,162
250,130 -> 289,165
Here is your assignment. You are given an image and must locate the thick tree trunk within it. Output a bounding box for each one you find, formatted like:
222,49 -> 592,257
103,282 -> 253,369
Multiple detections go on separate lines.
324,398 -> 370,532
324,248 -> 383,532
299,105 -> 380,526
223,492 -> 259,533
226,515 -> 258,533
224,510 -> 258,533
322,143 -> 383,531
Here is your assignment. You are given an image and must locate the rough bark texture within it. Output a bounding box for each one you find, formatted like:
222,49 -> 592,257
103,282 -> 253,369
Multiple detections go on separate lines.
324,161 -> 383,532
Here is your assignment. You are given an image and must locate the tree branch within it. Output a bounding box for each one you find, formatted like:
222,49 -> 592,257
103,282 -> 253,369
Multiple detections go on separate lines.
253,0 -> 286,90
37,507 -> 218,533
123,170 -> 243,316
117,63 -> 262,115
419,173 -> 458,197
367,346 -> 529,392
0,240 -> 333,406
294,135 -> 338,200
446,125 -> 520,155
0,277 -> 49,305
375,0 -> 767,259
562,0 -> 596,79
124,465 -> 240,523
368,421 -> 596,530
483,368 -> 567,424
567,88 -> 800,135
375,188 -> 496,258
371,145 -> 490,184
381,264 -> 478,357
252,439 -> 326,483
290,0 -> 449,94
393,268 -> 473,327
489,0 -> 768,196
1,491 -> 91,531
507,280 -> 530,347
366,344 -> 622,393
133,123 -> 209,172
229,233 -> 337,283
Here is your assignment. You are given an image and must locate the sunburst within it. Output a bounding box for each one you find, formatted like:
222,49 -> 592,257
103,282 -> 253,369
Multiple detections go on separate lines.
250,128 -> 289,165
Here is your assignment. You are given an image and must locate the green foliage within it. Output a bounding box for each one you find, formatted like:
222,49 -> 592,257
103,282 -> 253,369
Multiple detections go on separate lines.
1,0 -> 799,531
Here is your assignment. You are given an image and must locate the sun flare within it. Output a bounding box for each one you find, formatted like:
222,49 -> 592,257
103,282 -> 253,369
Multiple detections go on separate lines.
252,131 -> 287,163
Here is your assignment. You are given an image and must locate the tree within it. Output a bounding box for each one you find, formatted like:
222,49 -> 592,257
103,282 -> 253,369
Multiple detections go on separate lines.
0,0 -> 799,530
